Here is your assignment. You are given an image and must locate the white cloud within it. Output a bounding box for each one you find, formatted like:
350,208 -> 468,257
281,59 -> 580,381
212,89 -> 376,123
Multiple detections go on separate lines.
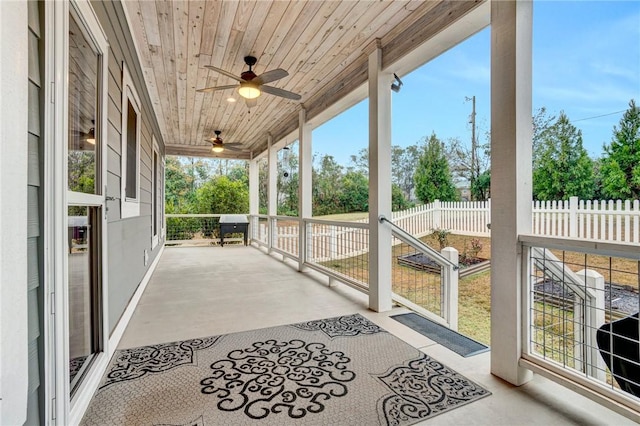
589,62 -> 638,81
536,81 -> 634,105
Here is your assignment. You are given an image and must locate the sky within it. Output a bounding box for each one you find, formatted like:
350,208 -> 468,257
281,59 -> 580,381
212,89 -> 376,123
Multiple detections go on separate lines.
311,1 -> 640,167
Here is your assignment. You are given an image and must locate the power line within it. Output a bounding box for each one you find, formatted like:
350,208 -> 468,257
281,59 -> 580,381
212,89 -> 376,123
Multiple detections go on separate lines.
573,109 -> 626,122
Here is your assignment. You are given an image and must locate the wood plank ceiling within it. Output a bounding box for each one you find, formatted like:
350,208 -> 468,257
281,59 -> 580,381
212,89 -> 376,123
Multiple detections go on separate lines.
124,0 -> 483,159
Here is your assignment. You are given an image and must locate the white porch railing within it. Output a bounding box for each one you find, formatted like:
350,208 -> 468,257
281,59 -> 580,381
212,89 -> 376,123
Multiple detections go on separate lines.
520,234 -> 640,419
381,216 -> 460,330
302,218 -> 370,290
166,197 -> 640,247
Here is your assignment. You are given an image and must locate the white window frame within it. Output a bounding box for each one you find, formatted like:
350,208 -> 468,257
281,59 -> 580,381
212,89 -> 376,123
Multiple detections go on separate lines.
120,63 -> 141,218
151,137 -> 159,248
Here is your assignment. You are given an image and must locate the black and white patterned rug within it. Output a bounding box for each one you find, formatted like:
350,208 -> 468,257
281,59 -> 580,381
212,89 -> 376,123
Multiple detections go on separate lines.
80,314 -> 490,425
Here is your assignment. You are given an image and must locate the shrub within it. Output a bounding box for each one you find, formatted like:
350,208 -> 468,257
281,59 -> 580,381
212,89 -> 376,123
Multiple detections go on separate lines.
469,238 -> 483,258
431,227 -> 451,250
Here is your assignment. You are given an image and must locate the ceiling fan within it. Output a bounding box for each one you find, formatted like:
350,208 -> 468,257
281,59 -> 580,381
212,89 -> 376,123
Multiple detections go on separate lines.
197,56 -> 301,107
205,130 -> 245,153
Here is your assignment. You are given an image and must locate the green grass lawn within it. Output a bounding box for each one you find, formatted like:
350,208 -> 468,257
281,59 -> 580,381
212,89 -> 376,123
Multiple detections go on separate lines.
458,270 -> 492,345
314,212 -> 368,221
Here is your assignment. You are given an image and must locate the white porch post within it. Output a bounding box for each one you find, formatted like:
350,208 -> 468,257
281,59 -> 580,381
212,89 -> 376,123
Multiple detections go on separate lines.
490,0 -> 534,385
267,135 -> 277,251
249,155 -> 259,241
298,108 -> 312,271
368,43 -> 393,312
0,1 -> 29,424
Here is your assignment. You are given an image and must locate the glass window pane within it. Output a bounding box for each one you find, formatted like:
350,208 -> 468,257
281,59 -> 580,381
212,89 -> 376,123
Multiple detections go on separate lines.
125,100 -> 137,199
68,205 -> 101,394
153,151 -> 158,235
68,13 -> 99,194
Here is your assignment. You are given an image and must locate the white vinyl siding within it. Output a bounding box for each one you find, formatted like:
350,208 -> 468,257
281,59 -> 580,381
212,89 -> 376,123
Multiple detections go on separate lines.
26,1 -> 42,424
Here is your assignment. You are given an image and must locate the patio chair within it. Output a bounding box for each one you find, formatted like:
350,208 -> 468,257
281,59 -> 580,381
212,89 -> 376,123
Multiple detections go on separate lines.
596,312 -> 640,397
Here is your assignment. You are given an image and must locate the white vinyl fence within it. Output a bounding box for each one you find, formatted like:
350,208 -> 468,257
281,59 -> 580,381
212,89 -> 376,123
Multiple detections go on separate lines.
169,197 -> 640,251
256,197 -> 639,257
388,200 -> 491,238
533,198 -> 640,242
388,197 -> 640,243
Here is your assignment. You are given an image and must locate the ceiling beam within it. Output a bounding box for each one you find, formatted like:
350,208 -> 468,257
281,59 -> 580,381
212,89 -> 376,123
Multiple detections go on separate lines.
165,144 -> 251,160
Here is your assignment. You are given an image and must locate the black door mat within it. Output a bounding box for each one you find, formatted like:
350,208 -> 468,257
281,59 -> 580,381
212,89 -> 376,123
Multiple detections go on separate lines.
392,313 -> 490,357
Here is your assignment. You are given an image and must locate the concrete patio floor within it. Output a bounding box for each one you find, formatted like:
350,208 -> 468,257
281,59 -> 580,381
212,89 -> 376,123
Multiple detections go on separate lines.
118,245 -> 634,425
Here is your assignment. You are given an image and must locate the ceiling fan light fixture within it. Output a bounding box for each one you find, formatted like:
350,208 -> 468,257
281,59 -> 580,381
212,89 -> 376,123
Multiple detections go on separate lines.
238,81 -> 261,99
85,127 -> 96,145
212,145 -> 224,153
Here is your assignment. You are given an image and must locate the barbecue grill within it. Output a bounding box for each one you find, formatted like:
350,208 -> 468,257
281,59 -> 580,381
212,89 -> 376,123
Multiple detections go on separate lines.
219,214 -> 249,247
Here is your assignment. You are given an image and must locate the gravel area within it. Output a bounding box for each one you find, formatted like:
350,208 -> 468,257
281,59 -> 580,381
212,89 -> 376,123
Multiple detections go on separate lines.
534,279 -> 639,316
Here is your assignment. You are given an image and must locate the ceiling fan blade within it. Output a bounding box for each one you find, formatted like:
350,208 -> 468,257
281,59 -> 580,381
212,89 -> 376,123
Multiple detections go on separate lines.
245,97 -> 257,109
261,85 -> 301,101
197,84 -> 238,93
204,65 -> 243,82
225,142 -> 244,147
224,145 -> 245,152
255,68 -> 288,85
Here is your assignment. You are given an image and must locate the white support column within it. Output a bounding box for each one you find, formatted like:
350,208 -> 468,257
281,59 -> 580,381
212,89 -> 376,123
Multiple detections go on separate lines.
368,43 -> 393,312
490,0 -> 534,386
267,135 -> 277,251
249,155 -> 259,241
441,247 -> 459,331
249,156 -> 259,216
298,108 -> 312,271
0,2 -> 29,424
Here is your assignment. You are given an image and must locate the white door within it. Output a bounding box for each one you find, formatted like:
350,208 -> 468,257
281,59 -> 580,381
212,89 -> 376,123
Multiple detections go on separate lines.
46,1 -> 111,422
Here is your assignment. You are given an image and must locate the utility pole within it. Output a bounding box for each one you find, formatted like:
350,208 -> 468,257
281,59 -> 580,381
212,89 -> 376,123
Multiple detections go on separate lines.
465,95 -> 477,199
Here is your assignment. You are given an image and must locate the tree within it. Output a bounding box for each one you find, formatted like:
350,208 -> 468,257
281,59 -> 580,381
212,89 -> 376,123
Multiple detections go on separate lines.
165,156 -> 195,213
68,151 -> 96,194
278,144 -> 299,216
226,162 -> 249,184
599,99 -> 640,199
195,175 -> 249,214
392,184 -> 412,211
339,171 -> 369,212
414,133 -> 457,203
444,135 -> 490,201
471,169 -> 491,201
185,157 -> 210,191
532,112 -> 595,200
348,144 -> 421,201
348,148 -> 368,175
313,154 -> 344,215
258,158 -> 268,214
532,107 -> 556,168
392,144 -> 420,201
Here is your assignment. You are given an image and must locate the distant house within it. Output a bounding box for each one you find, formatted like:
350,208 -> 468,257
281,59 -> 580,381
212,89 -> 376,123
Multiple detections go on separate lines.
456,179 -> 471,201
459,187 -> 472,201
